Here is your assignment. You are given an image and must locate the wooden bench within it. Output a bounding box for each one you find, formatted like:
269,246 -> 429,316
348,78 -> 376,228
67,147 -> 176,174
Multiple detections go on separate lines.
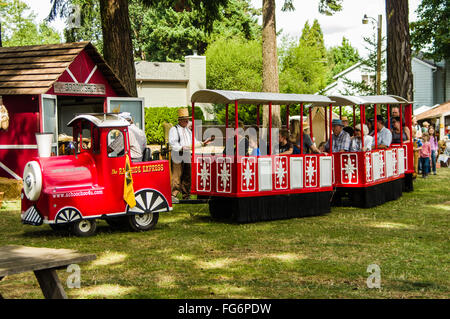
0,245 -> 96,299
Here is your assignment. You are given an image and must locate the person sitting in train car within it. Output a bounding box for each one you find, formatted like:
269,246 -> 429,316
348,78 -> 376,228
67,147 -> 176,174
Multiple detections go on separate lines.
385,106 -> 400,129
289,120 -> 321,154
350,124 -> 373,152
341,116 -> 354,137
278,129 -> 293,155
367,118 -> 375,137
119,112 -> 147,162
391,116 -> 410,144
223,121 -> 249,156
324,119 -> 351,153
375,115 -> 392,149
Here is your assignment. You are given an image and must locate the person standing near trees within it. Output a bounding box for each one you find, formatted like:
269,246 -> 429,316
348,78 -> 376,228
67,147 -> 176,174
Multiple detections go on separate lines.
169,108 -> 212,202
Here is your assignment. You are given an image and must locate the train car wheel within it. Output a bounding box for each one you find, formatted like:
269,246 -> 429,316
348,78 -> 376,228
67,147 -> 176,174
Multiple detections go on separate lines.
71,219 -> 97,237
128,212 -> 159,231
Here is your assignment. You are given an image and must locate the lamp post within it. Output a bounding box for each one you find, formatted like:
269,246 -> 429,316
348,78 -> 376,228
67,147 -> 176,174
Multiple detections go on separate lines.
362,14 -> 382,95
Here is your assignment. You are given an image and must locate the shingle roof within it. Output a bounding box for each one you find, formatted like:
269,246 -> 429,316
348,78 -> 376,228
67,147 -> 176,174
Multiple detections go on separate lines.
416,100 -> 450,120
0,42 -> 131,96
135,60 -> 188,82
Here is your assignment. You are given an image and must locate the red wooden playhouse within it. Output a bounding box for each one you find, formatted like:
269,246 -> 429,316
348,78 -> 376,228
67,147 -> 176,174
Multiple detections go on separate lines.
190,90 -> 335,222
0,42 -> 145,180
328,95 -> 414,208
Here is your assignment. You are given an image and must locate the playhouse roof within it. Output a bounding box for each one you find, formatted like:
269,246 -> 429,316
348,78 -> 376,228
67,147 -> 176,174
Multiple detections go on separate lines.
0,42 -> 130,96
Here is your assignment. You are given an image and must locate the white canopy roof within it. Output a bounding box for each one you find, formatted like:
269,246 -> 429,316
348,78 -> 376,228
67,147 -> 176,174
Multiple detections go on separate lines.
68,114 -> 130,128
191,89 -> 334,106
329,95 -> 412,106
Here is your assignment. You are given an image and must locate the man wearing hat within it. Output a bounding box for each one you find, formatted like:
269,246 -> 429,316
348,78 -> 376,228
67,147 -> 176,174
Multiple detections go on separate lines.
324,119 -> 351,153
169,108 -> 212,202
119,112 -> 147,162
375,115 -> 392,149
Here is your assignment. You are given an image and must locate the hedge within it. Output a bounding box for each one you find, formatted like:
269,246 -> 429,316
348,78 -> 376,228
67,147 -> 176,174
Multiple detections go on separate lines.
144,106 -> 205,144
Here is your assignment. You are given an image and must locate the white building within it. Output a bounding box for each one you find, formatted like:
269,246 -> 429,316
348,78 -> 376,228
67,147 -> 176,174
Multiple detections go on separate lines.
135,54 -> 213,120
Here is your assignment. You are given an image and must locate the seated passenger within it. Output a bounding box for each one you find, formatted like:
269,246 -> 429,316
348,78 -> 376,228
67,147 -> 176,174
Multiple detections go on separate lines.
249,134 -> 260,156
350,124 -> 373,152
289,120 -> 321,154
391,116 -> 410,144
375,115 -> 392,149
223,121 -> 249,156
278,129 -> 293,155
341,116 -> 354,137
324,119 -> 351,153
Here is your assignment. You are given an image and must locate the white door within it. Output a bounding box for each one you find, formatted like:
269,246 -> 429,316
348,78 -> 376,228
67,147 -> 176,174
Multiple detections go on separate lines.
41,94 -> 58,155
107,97 -> 145,130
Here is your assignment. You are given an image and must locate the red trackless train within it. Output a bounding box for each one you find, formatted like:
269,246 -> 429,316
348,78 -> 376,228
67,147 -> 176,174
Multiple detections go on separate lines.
20,90 -> 414,234
21,114 -> 172,236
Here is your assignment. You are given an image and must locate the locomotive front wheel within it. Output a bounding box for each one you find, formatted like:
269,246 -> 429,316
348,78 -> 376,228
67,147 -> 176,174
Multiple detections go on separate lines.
71,219 -> 97,237
128,212 -> 159,232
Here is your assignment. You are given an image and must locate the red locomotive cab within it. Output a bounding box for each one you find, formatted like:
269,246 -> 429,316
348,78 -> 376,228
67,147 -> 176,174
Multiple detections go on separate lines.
21,113 -> 172,236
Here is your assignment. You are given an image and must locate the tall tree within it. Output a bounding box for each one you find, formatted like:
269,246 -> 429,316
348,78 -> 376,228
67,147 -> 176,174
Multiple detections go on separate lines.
410,0 -> 450,61
327,37 -> 360,78
99,0 -> 137,96
385,0 -> 413,101
261,0 -> 342,128
0,0 -> 61,47
279,20 -> 329,95
49,0 -> 229,97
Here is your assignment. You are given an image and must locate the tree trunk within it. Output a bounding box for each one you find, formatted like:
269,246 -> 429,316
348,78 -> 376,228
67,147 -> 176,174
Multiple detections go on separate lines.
99,0 -> 137,97
262,0 -> 281,128
385,0 -> 413,101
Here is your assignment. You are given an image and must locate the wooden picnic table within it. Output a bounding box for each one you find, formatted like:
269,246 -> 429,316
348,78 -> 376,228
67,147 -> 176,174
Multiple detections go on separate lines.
0,245 -> 96,299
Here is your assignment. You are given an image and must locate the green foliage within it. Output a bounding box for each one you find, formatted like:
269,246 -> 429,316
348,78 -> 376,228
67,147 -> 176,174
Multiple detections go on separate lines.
0,0 -> 61,46
64,0 -> 103,54
339,30 -> 387,96
205,36 -> 262,124
410,0 -> 450,60
56,0 -> 259,62
144,106 -> 204,144
279,20 -> 330,94
327,37 -> 360,77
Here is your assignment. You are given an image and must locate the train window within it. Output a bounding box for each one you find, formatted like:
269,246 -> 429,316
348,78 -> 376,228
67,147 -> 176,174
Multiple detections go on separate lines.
107,129 -> 125,157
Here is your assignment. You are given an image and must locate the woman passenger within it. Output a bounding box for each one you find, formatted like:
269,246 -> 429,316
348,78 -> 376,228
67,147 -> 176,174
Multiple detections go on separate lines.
391,116 -> 410,144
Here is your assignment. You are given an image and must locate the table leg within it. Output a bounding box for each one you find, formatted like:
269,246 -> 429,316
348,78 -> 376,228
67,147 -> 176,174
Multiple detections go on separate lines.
34,269 -> 68,299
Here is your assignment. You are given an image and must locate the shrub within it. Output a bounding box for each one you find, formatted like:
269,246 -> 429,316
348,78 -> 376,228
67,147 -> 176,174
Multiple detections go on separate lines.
144,106 -> 204,144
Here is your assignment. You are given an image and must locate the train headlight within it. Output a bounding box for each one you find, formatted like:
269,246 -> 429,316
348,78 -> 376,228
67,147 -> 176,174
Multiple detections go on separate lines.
23,161 -> 42,201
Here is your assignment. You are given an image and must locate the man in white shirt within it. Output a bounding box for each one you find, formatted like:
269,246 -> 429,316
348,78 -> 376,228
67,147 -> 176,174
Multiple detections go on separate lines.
120,112 -> 147,162
169,108 -> 212,202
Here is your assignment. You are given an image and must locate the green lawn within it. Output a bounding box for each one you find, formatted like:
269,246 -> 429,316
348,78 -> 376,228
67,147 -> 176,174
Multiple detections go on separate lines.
0,169 -> 449,299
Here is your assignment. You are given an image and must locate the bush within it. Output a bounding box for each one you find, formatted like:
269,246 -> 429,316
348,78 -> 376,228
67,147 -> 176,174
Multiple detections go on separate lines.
145,106 -> 204,144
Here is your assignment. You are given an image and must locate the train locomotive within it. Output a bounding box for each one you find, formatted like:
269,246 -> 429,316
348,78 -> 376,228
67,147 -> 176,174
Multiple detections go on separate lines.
21,113 -> 172,236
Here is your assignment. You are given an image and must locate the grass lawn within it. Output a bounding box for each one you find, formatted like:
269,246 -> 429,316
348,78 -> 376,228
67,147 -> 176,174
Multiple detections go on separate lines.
0,169 -> 449,299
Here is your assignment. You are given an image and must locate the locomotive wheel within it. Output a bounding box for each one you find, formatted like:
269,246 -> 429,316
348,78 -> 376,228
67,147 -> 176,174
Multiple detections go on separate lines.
126,189 -> 169,231
128,212 -> 159,231
71,219 -> 97,237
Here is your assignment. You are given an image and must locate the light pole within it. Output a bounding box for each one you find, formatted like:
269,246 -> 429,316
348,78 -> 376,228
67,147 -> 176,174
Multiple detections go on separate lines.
362,14 -> 382,95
